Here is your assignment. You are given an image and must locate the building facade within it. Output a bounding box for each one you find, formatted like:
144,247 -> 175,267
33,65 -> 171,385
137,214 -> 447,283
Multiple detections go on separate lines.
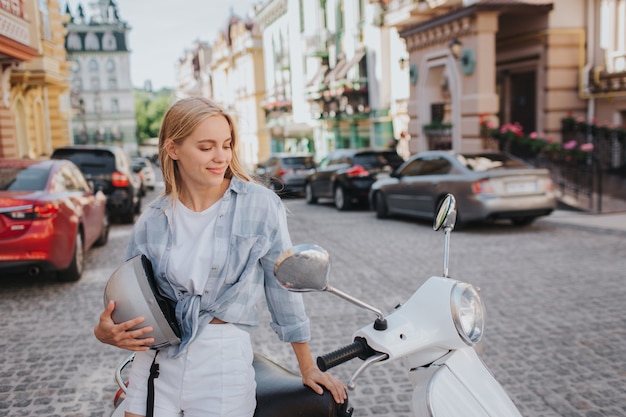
253,0 -> 410,160
380,0 -> 626,153
174,0 -> 410,165
64,0 -> 137,153
186,12 -> 269,170
0,0 -> 72,159
175,40 -> 212,99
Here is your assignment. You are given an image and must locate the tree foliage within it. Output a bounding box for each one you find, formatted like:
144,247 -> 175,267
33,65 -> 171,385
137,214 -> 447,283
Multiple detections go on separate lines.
135,89 -> 175,142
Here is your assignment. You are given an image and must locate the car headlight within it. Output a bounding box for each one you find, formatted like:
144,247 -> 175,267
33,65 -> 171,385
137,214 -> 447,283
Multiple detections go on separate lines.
450,282 -> 485,345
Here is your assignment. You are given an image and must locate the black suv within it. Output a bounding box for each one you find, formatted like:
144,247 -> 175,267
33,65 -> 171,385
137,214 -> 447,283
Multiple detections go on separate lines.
51,145 -> 142,223
305,149 -> 405,210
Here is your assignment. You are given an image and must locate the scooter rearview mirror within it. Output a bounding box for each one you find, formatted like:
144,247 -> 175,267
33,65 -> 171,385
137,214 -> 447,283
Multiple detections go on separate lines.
433,194 -> 457,231
274,244 -> 331,292
274,243 -> 389,330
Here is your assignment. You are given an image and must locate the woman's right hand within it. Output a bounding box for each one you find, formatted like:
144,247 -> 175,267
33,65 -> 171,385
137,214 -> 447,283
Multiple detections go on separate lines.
93,300 -> 155,351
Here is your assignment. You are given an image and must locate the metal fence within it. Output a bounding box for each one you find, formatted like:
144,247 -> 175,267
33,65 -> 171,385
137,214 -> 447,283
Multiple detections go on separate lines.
500,120 -> 626,213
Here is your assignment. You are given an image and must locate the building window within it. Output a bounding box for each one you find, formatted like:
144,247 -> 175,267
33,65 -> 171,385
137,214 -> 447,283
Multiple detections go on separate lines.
72,78 -> 82,91
299,0 -> 305,33
91,77 -> 100,91
68,33 -> 82,50
108,77 -> 117,90
600,0 -> 626,72
102,32 -> 117,50
89,59 -> 99,72
39,0 -> 51,40
85,32 -> 100,50
111,99 -> 119,113
106,59 -> 116,73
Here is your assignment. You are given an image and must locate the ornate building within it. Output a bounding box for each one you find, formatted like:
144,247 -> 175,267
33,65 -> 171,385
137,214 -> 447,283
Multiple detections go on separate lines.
207,12 -> 268,169
175,40 -> 212,99
0,0 -> 72,158
380,0 -> 626,153
257,0 -> 410,159
64,0 -> 136,152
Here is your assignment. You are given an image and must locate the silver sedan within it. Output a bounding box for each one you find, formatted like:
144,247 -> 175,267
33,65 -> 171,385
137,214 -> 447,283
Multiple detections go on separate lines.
369,151 -> 556,226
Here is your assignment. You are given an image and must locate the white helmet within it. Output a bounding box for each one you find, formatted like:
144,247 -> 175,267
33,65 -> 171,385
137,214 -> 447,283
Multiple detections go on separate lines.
104,255 -> 181,349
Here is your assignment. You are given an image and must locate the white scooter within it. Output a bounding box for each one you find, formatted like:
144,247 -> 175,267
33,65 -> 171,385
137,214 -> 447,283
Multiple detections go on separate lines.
273,194 -> 523,417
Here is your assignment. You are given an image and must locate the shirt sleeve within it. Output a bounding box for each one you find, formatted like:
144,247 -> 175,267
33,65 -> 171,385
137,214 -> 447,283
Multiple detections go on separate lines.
261,196 -> 311,343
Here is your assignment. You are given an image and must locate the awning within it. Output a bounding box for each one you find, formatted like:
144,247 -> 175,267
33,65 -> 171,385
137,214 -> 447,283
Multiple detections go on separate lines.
335,49 -> 366,80
307,64 -> 328,87
323,58 -> 348,84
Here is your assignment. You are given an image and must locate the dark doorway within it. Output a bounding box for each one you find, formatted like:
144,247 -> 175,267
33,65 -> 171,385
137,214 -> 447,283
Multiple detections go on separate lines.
509,71 -> 536,134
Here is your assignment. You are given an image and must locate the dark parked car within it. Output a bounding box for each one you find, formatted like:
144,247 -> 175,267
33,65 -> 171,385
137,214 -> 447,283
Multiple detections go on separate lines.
255,153 -> 316,196
369,151 -> 556,226
0,158 -> 109,281
305,149 -> 404,210
51,145 -> 142,223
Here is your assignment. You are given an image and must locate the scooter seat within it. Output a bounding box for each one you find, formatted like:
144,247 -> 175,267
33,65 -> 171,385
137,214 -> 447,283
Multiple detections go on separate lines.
253,354 -> 351,417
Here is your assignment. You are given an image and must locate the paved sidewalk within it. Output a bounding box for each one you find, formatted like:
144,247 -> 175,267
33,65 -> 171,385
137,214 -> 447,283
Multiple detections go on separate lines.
538,209 -> 626,234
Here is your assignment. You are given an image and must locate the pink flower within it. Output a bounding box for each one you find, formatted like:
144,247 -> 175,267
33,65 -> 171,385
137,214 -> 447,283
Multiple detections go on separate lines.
547,136 -> 555,143
529,132 -> 538,139
563,140 -> 578,150
580,143 -> 594,152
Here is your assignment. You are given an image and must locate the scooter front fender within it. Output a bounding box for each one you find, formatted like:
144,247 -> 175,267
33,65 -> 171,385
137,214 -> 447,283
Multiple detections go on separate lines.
409,348 -> 522,417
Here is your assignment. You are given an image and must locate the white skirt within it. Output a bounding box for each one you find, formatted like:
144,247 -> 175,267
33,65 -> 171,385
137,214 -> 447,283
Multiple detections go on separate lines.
125,323 -> 256,417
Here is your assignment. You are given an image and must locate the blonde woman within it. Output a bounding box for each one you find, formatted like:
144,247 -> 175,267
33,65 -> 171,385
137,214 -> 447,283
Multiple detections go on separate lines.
94,97 -> 346,417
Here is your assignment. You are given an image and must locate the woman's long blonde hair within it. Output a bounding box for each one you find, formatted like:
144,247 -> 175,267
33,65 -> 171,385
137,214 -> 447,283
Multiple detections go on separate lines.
158,97 -> 252,201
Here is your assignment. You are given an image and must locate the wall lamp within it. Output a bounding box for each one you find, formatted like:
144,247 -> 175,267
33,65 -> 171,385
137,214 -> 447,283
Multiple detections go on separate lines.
399,56 -> 408,70
448,38 -> 475,75
448,38 -> 463,60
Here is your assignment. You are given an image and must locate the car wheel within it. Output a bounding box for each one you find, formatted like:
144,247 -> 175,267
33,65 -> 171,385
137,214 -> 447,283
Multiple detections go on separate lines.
334,186 -> 351,211
94,212 -> 110,247
511,216 -> 536,226
305,183 -> 317,204
134,195 -> 142,214
375,192 -> 389,219
121,204 -> 135,224
58,230 -> 84,282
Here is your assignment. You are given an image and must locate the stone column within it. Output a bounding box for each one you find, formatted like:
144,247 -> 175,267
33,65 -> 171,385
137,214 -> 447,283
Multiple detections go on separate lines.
459,11 -> 500,152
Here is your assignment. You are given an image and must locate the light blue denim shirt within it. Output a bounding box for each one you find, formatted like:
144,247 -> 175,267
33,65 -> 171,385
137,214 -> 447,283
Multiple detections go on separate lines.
126,177 -> 310,357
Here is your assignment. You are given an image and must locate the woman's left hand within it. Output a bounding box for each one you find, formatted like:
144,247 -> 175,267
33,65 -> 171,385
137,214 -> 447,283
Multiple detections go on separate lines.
301,365 -> 348,405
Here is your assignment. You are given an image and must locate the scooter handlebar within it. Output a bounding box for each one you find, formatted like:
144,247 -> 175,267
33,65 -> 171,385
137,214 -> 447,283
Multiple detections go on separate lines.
317,337 -> 375,371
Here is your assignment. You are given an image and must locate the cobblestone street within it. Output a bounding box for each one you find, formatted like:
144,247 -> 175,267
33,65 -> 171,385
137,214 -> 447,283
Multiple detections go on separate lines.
0,191 -> 624,417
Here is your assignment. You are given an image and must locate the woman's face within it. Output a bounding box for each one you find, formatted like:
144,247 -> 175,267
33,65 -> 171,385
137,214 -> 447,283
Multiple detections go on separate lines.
168,115 -> 233,191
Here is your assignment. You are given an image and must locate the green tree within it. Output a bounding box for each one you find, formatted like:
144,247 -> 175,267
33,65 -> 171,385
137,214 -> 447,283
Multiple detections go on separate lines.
135,88 -> 174,142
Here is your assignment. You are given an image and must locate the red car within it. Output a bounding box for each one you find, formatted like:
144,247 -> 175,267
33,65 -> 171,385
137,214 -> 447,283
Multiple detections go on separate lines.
0,158 -> 109,281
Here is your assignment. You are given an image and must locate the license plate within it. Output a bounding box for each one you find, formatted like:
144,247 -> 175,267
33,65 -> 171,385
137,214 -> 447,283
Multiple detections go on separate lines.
506,181 -> 537,194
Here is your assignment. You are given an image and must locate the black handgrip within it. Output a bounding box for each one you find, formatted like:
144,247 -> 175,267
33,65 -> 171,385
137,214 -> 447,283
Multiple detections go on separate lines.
317,337 -> 373,372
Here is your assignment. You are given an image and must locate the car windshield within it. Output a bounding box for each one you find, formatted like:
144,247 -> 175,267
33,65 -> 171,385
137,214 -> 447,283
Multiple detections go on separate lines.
0,165 -> 49,191
457,153 -> 527,172
353,152 -> 404,169
281,157 -> 316,169
52,149 -> 116,175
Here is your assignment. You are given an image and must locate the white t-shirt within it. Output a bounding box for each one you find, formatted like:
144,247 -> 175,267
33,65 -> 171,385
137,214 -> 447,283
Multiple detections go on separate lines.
168,200 -> 221,295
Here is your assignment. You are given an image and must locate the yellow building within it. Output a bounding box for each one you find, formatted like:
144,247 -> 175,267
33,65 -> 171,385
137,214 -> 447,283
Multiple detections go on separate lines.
0,0 -> 72,159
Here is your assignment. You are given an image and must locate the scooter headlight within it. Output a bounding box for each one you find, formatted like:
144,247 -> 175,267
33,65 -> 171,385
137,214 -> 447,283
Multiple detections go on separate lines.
450,282 -> 485,345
